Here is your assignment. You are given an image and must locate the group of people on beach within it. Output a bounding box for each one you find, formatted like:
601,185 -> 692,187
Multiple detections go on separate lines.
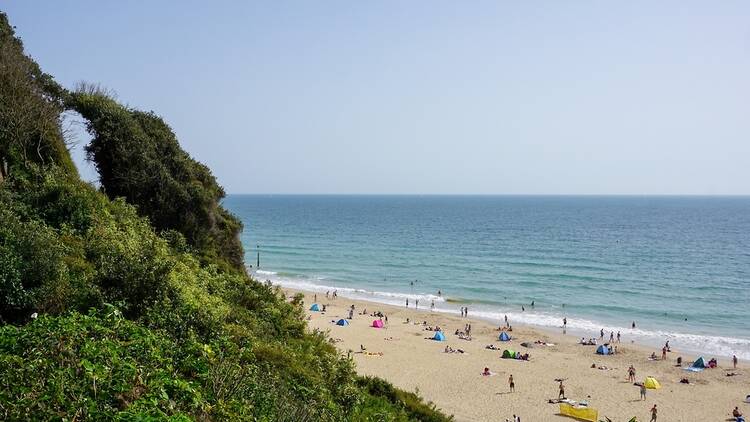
305,292 -> 748,422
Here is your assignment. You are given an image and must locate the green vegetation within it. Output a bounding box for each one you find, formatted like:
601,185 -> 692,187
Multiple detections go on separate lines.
0,12 -> 451,421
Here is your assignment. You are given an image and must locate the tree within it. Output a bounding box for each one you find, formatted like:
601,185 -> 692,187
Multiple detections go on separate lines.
66,86 -> 244,270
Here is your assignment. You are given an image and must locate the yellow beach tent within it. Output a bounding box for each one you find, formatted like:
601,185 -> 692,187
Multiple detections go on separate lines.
644,376 -> 661,389
559,403 -> 598,422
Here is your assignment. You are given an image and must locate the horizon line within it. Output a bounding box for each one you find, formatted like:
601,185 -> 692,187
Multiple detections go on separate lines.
225,193 -> 750,197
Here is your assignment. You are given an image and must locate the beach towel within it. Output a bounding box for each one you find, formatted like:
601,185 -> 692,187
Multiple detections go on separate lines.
559,403 -> 598,422
683,366 -> 704,372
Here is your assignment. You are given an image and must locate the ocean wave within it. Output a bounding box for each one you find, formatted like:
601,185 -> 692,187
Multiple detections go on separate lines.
255,269 -> 750,360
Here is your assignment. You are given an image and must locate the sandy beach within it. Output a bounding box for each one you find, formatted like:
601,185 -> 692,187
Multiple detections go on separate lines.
288,288 -> 748,422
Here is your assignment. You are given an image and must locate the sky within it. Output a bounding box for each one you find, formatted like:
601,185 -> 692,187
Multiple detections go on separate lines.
4,1 -> 750,194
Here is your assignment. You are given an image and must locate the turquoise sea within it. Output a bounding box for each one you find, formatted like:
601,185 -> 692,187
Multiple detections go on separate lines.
224,195 -> 750,359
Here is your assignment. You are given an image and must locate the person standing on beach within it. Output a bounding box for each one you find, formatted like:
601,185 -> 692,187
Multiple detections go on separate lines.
617,331 -> 621,343
431,300 -> 435,311
563,317 -> 567,329
314,293 -> 317,302
508,374 -> 515,392
733,354 -> 738,369
649,404 -> 657,421
406,298 -> 409,307
600,329 -> 604,339
639,383 -> 647,400
661,347 -> 667,360
415,299 -> 419,309
558,380 -> 565,399
465,307 -> 469,317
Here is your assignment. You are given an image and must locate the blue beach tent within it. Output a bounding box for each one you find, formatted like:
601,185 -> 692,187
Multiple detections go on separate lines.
336,319 -> 349,326
499,332 -> 511,341
309,303 -> 320,312
691,356 -> 706,368
433,331 -> 446,341
596,345 -> 610,355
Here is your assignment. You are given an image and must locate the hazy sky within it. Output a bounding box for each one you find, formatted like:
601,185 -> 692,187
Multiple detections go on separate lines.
5,1 -> 750,194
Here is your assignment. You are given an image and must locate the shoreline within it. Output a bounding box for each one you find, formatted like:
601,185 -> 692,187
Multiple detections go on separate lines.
284,285 -> 749,421
266,276 -> 747,361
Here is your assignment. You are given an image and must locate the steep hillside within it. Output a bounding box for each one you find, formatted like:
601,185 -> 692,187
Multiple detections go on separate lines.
0,12 -> 451,422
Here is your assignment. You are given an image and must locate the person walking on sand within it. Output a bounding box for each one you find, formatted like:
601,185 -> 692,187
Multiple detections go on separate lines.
563,317 -> 567,329
406,298 -> 409,308
509,374 -> 515,392
415,299 -> 419,309
558,380 -> 565,399
649,404 -> 657,421
600,328 -> 604,339
628,365 -> 636,382
431,300 -> 435,311
661,346 -> 667,360
617,331 -> 621,343
465,307 -> 469,317
733,354 -> 738,369
639,383 -> 647,400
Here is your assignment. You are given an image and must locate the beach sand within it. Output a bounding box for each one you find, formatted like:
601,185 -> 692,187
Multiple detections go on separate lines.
288,288 -> 748,422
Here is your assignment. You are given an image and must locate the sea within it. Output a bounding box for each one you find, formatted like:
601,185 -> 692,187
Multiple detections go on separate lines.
223,195 -> 750,359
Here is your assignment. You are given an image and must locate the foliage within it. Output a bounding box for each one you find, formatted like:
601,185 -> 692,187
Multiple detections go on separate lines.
0,13 -> 76,181
65,86 -> 244,271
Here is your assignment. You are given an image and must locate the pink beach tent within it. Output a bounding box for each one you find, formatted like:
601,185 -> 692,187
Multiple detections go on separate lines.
372,320 -> 384,328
